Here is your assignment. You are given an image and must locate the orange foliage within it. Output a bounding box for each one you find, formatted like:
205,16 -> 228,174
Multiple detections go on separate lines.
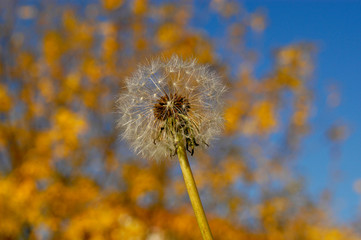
0,1 -> 358,240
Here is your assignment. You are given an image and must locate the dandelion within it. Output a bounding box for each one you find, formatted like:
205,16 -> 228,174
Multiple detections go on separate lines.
117,55 -> 226,239
117,56 -> 226,159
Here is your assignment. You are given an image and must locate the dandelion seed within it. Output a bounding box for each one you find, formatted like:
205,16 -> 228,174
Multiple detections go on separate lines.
117,55 -> 226,160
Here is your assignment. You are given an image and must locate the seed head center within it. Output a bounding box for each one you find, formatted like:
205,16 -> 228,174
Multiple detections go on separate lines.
154,93 -> 190,121
166,101 -> 173,108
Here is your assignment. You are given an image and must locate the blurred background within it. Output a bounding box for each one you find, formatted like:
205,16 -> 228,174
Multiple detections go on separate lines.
0,0 -> 360,239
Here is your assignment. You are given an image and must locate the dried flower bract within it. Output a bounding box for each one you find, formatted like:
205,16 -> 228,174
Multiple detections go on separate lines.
117,56 -> 226,159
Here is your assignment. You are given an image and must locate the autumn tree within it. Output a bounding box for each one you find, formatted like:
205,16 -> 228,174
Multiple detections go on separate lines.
0,0 -> 359,239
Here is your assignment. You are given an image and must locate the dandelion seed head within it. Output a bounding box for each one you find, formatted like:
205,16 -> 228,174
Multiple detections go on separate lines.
117,55 -> 226,160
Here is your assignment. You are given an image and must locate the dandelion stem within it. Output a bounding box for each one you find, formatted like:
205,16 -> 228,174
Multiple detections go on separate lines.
176,137 -> 213,240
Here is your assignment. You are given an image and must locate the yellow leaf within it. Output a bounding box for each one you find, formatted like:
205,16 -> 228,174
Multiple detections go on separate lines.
63,9 -> 77,31
157,23 -> 179,48
43,32 -> 63,63
102,0 -> 124,11
224,102 -> 243,134
133,0 -> 147,15
0,84 -> 12,112
253,101 -> 278,134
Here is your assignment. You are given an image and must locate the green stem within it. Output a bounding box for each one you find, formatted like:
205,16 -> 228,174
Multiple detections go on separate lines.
176,138 -> 213,240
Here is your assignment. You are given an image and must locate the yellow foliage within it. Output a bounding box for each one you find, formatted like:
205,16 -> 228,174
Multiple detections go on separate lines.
276,67 -> 301,89
67,22 -> 94,50
0,176 -> 42,235
83,57 -> 102,83
83,90 -> 97,108
51,108 -> 87,158
160,35 -> 214,63
224,102 -> 244,134
103,37 -> 120,60
53,108 -> 87,137
38,77 -> 54,102
0,1 -> 358,240
254,101 -> 277,132
18,157 -> 52,179
277,45 -> 314,77
122,164 -> 162,201
65,204 -> 147,240
135,38 -> 147,50
133,0 -> 148,15
307,226 -> 346,240
172,211 -> 200,238
43,31 -> 64,63
222,158 -> 245,183
102,0 -> 124,11
157,23 -> 180,48
41,178 -> 99,225
17,52 -> 35,73
0,84 -> 12,112
243,101 -> 278,135
63,9 -> 77,31
65,72 -> 81,92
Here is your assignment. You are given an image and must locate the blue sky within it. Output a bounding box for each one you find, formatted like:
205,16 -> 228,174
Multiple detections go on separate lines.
242,1 -> 361,223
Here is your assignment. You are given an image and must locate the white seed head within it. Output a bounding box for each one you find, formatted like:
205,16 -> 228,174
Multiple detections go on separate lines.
117,55 -> 226,160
